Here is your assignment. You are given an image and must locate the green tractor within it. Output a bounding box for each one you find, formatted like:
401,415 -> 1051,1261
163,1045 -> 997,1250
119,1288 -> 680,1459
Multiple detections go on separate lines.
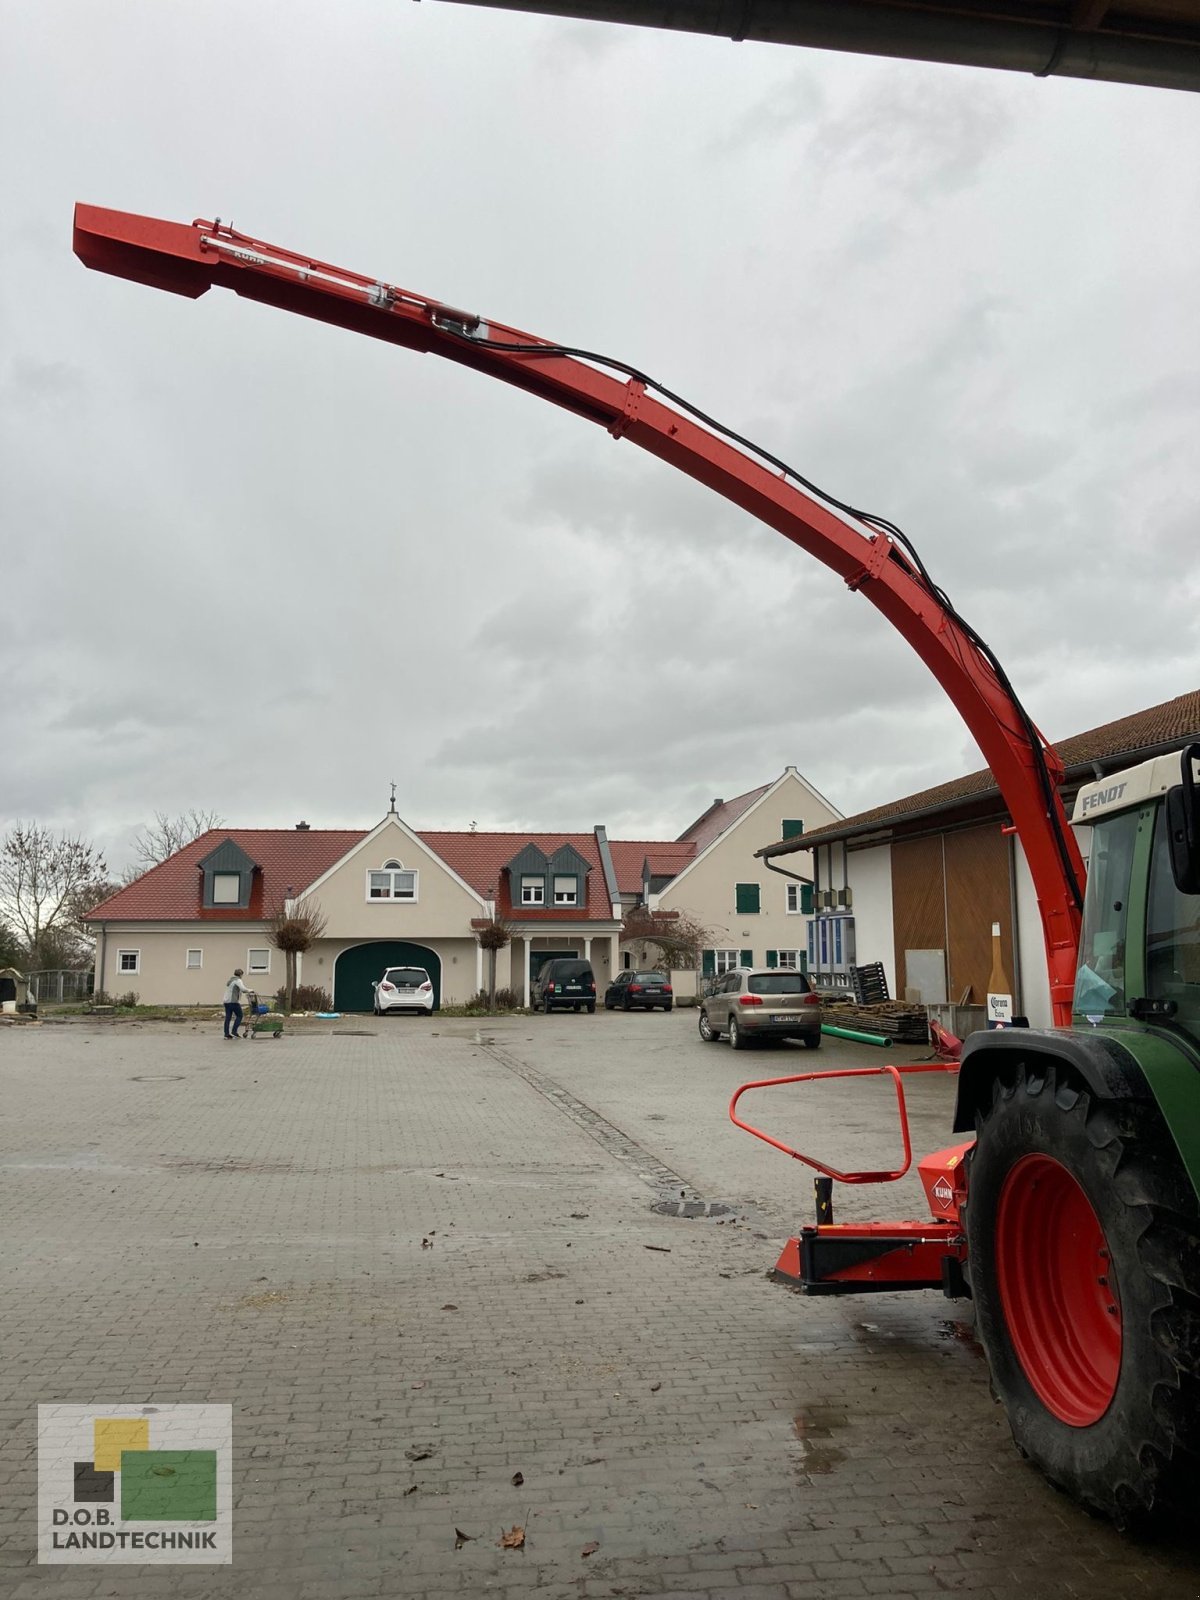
949,744 -> 1200,1524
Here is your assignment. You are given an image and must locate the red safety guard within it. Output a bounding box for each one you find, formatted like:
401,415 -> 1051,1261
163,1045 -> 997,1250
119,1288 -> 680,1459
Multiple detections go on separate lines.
728,1063 -> 960,1185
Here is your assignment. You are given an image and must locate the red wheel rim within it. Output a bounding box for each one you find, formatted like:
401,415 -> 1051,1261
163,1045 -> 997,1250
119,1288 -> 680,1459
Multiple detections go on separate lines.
996,1153 -> 1121,1426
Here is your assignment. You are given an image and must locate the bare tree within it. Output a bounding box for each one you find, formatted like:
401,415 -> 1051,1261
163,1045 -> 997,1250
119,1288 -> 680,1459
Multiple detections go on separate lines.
0,824 -> 110,969
619,906 -> 714,972
267,898 -> 328,1012
128,809 -> 224,879
475,914 -> 514,1009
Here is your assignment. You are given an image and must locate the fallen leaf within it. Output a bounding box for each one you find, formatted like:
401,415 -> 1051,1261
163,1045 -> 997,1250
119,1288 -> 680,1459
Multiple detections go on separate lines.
404,1484 -> 418,1496
441,1304 -> 458,1311
499,1524 -> 525,1550
511,1471 -> 524,1487
580,1540 -> 599,1557
411,1381 -> 427,1390
644,1245 -> 671,1253
454,1528 -> 475,1549
650,1382 -> 662,1393
570,1212 -> 588,1219
421,1238 -> 433,1250
405,1446 -> 435,1462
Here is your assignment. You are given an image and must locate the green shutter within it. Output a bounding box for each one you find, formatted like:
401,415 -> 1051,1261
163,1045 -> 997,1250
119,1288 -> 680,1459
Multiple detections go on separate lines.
701,949 -> 715,977
800,884 -> 814,915
800,952 -> 809,974
740,948 -> 754,968
781,819 -> 804,839
735,882 -> 761,915
766,950 -> 778,968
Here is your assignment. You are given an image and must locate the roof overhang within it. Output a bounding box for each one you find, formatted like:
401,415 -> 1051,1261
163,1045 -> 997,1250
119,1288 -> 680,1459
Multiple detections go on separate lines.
758,734 -> 1200,857
436,0 -> 1200,93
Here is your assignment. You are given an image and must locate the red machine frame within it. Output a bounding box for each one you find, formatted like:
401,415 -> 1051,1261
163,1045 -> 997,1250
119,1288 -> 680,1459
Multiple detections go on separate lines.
72,203 -> 1091,1298
72,203 -> 1083,1024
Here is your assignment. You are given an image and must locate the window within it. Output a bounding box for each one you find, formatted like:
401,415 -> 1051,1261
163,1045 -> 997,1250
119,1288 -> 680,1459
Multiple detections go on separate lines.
786,882 -> 814,914
714,949 -> 739,975
1147,805 -> 1200,1033
553,875 -> 578,906
118,949 -> 140,975
521,875 -> 545,906
749,971 -> 811,995
368,864 -> 417,901
735,882 -> 761,915
1074,810 -> 1139,1017
786,884 -> 800,913
186,949 -> 202,969
212,872 -> 240,905
248,949 -> 270,973
777,949 -> 800,969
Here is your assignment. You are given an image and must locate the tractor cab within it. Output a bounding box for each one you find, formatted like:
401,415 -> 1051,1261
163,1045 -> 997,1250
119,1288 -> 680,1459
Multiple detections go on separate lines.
1071,743 -> 1200,1043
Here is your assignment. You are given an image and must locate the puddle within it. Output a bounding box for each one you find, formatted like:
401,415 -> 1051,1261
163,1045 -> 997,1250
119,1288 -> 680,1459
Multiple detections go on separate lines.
790,1408 -> 848,1477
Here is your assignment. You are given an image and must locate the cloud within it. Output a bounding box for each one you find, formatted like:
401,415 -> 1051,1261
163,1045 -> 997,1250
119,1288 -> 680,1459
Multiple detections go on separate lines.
0,7 -> 1196,873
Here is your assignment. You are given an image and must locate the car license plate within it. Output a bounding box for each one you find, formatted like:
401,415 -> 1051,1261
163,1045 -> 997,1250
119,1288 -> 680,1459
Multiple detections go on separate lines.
565,984 -> 580,991
771,1013 -> 790,1022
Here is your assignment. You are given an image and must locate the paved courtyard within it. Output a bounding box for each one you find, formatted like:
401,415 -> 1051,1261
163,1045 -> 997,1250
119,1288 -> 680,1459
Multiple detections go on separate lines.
2,1010 -> 1198,1598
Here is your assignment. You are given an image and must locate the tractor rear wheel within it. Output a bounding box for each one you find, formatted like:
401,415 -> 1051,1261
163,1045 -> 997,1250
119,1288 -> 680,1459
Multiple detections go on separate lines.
966,1061 -> 1200,1527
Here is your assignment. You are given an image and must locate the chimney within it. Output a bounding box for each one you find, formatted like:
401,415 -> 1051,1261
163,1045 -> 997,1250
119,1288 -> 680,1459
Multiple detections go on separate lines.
295,821 -> 310,831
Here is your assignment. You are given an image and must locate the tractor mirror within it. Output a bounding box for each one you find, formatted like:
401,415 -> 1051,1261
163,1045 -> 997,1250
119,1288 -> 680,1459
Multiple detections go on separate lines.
1166,743 -> 1200,895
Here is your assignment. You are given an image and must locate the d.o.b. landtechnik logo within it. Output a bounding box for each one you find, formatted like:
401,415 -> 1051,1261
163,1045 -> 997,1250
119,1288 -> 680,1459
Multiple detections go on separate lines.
38,1405 -> 232,1564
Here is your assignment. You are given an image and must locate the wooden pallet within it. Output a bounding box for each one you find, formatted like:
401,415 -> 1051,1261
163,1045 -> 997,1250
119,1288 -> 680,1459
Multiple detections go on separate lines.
823,999 -> 930,1044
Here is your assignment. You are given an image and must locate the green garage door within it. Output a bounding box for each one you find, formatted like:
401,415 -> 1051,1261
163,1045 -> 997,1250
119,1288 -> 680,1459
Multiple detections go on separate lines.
529,949 -> 577,981
333,941 -> 442,1013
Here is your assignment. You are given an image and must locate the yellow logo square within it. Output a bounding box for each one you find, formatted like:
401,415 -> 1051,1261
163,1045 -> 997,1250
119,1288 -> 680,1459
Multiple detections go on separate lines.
93,1417 -> 150,1474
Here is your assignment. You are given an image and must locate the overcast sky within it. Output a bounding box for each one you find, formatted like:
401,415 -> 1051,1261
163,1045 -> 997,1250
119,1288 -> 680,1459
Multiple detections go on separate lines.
2,1 -> 1198,875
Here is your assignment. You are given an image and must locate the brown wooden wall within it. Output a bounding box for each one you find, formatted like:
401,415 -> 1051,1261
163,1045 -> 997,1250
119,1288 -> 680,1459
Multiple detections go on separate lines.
892,825 -> 1015,1006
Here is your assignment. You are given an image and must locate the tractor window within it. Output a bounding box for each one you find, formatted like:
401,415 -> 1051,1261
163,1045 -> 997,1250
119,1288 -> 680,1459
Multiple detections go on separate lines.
1147,806 -> 1200,1039
1073,810 -> 1139,1018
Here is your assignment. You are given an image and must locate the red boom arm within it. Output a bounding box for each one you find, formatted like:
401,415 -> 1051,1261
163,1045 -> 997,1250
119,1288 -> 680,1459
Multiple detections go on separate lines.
72,203 -> 1084,1022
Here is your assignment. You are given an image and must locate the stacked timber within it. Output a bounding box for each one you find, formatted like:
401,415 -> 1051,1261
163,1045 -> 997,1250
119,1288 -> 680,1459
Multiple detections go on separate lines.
822,998 -> 930,1045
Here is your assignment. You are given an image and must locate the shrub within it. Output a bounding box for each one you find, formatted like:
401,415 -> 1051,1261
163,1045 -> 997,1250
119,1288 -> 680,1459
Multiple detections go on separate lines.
275,983 -> 331,1012
466,987 -> 523,1013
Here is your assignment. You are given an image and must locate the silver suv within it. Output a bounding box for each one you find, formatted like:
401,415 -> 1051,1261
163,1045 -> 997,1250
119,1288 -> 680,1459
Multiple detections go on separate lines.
698,967 -> 822,1050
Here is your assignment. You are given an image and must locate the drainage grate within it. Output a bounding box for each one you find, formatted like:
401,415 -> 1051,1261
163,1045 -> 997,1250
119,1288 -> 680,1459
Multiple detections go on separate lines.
650,1199 -> 737,1220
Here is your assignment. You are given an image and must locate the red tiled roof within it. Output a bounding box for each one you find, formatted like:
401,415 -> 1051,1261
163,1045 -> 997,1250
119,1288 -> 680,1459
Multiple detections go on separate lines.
765,688 -> 1200,855
85,830 -> 366,922
678,784 -> 772,852
419,831 -> 617,923
606,839 -> 695,895
89,827 -> 622,925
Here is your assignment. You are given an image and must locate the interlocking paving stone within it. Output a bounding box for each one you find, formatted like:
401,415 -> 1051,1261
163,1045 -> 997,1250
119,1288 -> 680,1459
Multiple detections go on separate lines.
2,1012 -> 1199,1596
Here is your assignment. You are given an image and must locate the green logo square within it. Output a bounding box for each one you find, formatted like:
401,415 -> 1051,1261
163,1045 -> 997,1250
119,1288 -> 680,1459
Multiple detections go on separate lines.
119,1451 -> 217,1521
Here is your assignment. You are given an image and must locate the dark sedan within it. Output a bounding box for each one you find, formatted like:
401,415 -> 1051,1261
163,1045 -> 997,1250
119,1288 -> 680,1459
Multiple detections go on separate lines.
604,970 -> 673,1011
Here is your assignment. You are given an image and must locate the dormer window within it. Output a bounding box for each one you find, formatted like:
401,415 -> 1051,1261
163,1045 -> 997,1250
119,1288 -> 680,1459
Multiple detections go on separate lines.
553,875 -> 578,906
368,860 -> 418,902
521,875 -> 545,906
198,838 -> 257,911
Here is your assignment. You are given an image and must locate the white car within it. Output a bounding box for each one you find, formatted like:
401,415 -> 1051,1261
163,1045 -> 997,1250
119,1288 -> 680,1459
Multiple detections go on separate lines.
373,966 -> 435,1016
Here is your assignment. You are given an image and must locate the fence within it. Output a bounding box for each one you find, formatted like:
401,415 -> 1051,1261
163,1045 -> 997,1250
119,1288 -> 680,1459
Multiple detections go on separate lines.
28,969 -> 95,1004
